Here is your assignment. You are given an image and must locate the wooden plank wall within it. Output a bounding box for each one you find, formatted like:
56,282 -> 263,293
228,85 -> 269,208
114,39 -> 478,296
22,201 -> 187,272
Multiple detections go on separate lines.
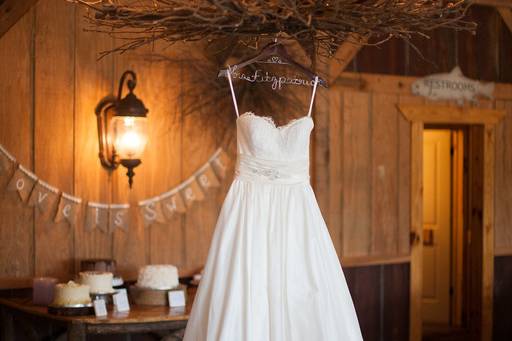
493,255 -> 512,341
325,89 -> 413,263
324,74 -> 512,262
0,4 -> 33,279
0,0 -> 235,283
345,263 -> 410,341
494,100 -> 512,255
315,4 -> 512,260
1,1 -> 512,286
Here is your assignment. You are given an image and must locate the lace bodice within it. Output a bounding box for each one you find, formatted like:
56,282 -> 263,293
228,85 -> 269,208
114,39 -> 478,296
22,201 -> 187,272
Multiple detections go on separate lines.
236,112 -> 313,162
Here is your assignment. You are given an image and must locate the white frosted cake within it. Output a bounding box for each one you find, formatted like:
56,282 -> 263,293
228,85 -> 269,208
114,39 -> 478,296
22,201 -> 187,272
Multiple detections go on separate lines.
136,265 -> 179,290
79,271 -> 114,294
52,281 -> 91,306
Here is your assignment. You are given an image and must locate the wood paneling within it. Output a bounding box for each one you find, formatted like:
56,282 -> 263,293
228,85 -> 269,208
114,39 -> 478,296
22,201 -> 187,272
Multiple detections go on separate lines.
351,5 -> 512,84
409,121 -> 424,341
407,28 -> 457,76
342,91 -> 371,257
371,93 -> 399,255
494,100 -> 512,255
458,6 -> 500,81
397,96 -> 422,256
327,88 -> 343,256
483,124 -> 495,341
182,64 -> 219,271
355,38 -> 406,75
145,58 -> 185,268
73,4 -> 114,265
345,263 -> 409,341
0,6 -> 34,278
111,49 -> 151,279
0,0 -> 231,281
334,72 -> 512,100
467,125 -> 485,341
33,0 -> 76,280
0,0 -> 37,38
328,73 -> 511,266
399,104 -> 505,125
345,265 -> 381,341
311,64 -> 330,217
329,34 -> 365,83
0,0 -> 512,299
383,264 -> 410,341
498,8 -> 512,34
493,255 -> 512,341
498,13 -> 512,83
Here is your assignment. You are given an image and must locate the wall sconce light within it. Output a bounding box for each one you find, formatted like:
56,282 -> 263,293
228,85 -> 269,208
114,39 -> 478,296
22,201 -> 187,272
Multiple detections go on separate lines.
95,70 -> 149,188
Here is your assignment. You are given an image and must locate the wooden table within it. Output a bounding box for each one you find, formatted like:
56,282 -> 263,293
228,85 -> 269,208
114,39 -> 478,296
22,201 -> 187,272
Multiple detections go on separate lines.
0,297 -> 190,340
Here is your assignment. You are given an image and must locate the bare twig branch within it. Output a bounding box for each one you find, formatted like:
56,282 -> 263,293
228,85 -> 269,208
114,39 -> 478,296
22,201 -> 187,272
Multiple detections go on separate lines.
70,0 -> 475,57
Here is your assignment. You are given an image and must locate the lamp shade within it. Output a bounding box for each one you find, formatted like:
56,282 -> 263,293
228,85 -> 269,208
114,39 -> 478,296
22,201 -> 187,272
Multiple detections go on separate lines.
110,116 -> 148,160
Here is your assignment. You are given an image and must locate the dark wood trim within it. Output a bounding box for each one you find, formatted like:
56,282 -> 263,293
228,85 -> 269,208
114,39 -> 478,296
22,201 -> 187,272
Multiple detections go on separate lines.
493,255 -> 512,341
345,263 -> 409,341
0,0 -> 38,38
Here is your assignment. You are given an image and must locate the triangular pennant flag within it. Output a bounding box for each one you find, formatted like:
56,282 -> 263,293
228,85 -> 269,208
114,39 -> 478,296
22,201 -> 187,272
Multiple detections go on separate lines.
138,198 -> 166,227
109,204 -> 130,232
181,177 -> 205,208
197,163 -> 220,190
7,165 -> 37,202
85,202 -> 109,232
28,180 -> 59,213
0,144 -> 15,174
210,148 -> 229,179
160,189 -> 186,219
54,193 -> 82,226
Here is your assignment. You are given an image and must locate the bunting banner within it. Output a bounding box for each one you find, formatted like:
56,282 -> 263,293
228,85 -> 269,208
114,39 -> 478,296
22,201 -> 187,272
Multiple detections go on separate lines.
182,177 -> 205,208
210,148 -> 229,179
139,198 -> 167,227
85,202 -> 109,232
54,193 -> 82,226
7,165 -> 38,202
109,204 -> 130,232
197,163 -> 221,189
0,144 -> 15,174
28,180 -> 59,213
0,144 -> 229,232
160,189 -> 186,219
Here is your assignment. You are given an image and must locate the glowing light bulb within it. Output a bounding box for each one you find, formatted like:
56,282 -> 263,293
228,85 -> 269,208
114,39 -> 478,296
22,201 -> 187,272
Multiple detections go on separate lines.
111,116 -> 148,160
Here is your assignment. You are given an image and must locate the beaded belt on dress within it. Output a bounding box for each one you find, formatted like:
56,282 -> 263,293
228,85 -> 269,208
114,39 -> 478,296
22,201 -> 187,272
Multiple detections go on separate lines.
235,153 -> 309,184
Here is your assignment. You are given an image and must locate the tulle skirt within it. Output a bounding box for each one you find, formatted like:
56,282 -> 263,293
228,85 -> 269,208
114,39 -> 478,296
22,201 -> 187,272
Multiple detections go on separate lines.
183,177 -> 363,341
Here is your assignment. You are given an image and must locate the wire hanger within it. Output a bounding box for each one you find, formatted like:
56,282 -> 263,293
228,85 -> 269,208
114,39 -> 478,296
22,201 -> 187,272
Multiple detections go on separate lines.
218,39 -> 328,88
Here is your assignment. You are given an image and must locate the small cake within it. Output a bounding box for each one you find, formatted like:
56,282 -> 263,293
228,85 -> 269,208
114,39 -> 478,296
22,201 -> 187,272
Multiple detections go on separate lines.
80,259 -> 116,273
52,281 -> 91,306
136,265 -> 179,290
79,271 -> 114,294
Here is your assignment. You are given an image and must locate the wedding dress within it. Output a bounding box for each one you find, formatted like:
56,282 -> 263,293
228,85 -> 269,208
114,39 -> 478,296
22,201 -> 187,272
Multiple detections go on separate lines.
183,71 -> 363,341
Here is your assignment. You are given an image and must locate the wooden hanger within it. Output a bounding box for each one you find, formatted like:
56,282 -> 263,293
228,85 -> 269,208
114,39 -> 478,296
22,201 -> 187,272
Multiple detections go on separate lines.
218,41 -> 328,88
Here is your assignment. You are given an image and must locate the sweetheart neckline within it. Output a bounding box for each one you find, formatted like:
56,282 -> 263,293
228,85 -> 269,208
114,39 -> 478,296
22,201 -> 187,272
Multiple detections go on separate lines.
237,112 -> 313,130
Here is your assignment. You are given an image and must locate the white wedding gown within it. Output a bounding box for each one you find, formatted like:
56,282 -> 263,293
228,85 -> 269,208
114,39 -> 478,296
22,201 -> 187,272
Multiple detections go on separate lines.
183,73 -> 363,341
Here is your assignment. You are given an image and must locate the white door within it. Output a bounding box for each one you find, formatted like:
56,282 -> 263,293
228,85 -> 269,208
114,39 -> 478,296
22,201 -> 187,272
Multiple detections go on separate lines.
422,130 -> 452,324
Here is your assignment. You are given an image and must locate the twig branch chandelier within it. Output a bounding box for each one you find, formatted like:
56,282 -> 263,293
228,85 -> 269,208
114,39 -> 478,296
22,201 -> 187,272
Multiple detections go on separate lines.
72,0 -> 475,58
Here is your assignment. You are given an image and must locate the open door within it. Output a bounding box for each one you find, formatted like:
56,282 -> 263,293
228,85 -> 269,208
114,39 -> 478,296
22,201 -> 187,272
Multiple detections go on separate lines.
422,130 -> 452,324
400,104 -> 503,341
422,129 -> 467,340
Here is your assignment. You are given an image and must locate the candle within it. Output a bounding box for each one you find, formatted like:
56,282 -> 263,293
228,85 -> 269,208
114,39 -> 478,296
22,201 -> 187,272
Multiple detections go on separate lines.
32,277 -> 58,306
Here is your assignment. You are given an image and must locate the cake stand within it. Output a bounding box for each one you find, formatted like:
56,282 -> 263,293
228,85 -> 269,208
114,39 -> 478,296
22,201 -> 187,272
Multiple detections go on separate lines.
47,303 -> 94,316
129,284 -> 187,306
90,290 -> 116,305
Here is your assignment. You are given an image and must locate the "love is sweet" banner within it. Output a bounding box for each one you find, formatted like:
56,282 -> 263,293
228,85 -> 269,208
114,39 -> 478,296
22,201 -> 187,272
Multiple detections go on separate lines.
0,145 -> 229,233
